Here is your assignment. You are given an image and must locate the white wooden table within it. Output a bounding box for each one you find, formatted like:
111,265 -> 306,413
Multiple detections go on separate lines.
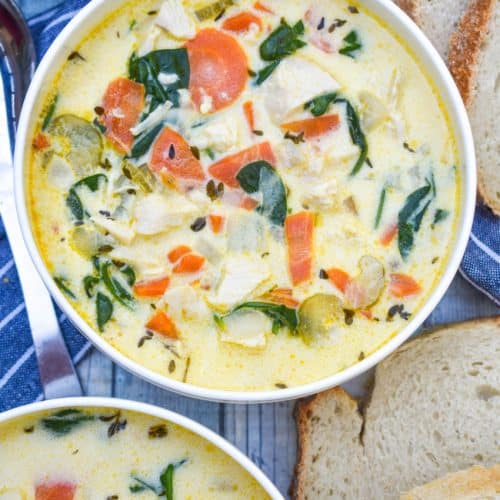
77,274 -> 497,496
16,2 -> 499,495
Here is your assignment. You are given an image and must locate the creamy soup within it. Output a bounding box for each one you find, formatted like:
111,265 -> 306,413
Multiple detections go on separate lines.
28,0 -> 459,391
0,407 -> 269,498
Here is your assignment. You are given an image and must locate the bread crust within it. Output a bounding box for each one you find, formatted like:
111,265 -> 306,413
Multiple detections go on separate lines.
448,0 -> 498,214
394,0 -> 421,22
291,387 -> 359,500
291,317 -> 500,499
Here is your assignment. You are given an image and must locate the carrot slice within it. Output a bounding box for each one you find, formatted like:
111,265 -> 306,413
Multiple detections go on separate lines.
326,268 -> 351,293
168,245 -> 192,263
389,273 -> 422,297
222,12 -> 262,33
35,481 -> 76,500
281,114 -> 340,140
261,287 -> 299,308
208,142 -> 276,188
285,212 -> 314,286
102,77 -> 144,154
150,127 -> 205,182
33,132 -> 50,150
380,223 -> 398,247
173,253 -> 205,274
186,28 -> 248,112
208,214 -> 225,233
146,311 -> 179,339
243,100 -> 255,131
133,276 -> 170,297
253,1 -> 274,13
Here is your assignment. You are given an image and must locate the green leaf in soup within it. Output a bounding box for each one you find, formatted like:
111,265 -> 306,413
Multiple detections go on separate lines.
374,186 -> 386,229
412,199 -> 432,232
260,19 -> 306,61
339,30 -> 362,58
160,464 -> 175,500
232,301 -> 298,333
96,291 -> 113,331
41,409 -> 94,436
129,49 -> 189,109
66,188 -> 84,221
83,275 -> 100,298
118,263 -> 136,286
194,0 -> 234,21
53,276 -> 76,299
41,94 -> 58,131
397,221 -> 414,261
129,476 -> 158,494
255,60 -> 281,85
101,261 -> 135,309
432,208 -> 450,227
304,92 -> 338,117
73,173 -> 107,192
236,161 -> 287,226
129,123 -> 163,159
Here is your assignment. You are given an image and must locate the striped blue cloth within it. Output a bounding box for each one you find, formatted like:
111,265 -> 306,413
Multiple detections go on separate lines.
1,0 -> 499,412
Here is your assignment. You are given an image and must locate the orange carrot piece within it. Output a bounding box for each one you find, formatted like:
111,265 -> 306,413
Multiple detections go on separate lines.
253,1 -> 274,13
167,245 -> 192,263
285,212 -> 314,286
208,214 -> 225,233
208,142 -> 276,188
35,481 -> 76,500
173,253 -> 205,274
146,311 -> 179,339
33,132 -> 50,150
389,273 -> 422,297
360,309 -> 373,320
243,100 -> 255,131
186,29 -> 248,112
261,287 -> 299,308
281,114 -> 340,140
150,127 -> 205,182
222,11 -> 262,33
379,223 -> 398,247
102,77 -> 144,153
133,276 -> 170,297
326,268 -> 351,293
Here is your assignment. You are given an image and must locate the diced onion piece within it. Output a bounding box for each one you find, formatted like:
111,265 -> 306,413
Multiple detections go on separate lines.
344,256 -> 385,309
219,309 -> 271,348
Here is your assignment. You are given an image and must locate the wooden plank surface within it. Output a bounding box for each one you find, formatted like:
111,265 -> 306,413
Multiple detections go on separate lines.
77,274 -> 498,497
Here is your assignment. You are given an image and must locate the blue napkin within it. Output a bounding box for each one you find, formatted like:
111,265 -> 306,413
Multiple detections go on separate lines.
1,0 -> 499,412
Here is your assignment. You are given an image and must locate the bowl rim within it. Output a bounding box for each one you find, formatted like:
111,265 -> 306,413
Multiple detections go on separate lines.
0,396 -> 283,499
14,0 -> 476,403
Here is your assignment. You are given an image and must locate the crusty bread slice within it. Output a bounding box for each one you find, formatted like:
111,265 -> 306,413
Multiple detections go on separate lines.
400,464 -> 500,499
448,0 -> 499,214
394,0 -> 471,58
292,317 -> 500,500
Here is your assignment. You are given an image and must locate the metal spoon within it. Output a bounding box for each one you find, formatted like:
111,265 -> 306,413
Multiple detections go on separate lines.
0,0 -> 83,399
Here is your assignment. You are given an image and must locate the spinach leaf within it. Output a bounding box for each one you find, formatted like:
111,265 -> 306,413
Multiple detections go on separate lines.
304,92 -> 338,117
93,117 -> 107,134
129,49 -> 189,110
397,177 -> 435,259
432,208 -> 450,227
53,276 -> 76,299
66,188 -> 84,221
339,98 -> 368,175
129,476 -> 158,494
339,30 -> 362,58
374,186 -> 386,229
256,20 -> 306,84
118,263 -> 136,286
129,123 -> 163,159
232,302 -> 298,333
74,173 -> 107,192
101,261 -> 135,309
96,292 -> 113,331
160,464 -> 175,500
83,275 -> 100,298
236,161 -> 287,226
41,409 -> 94,436
42,94 -> 58,130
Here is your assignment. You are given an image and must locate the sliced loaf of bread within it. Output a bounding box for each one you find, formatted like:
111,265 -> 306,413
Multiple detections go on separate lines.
293,317 -> 500,499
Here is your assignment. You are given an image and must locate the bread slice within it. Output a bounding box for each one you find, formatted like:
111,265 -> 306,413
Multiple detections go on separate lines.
448,0 -> 499,214
292,317 -> 500,499
400,464 -> 500,499
394,0 -> 471,58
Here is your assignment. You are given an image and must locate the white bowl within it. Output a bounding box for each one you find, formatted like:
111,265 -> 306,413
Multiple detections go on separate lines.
14,0 -> 476,403
0,397 -> 283,499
